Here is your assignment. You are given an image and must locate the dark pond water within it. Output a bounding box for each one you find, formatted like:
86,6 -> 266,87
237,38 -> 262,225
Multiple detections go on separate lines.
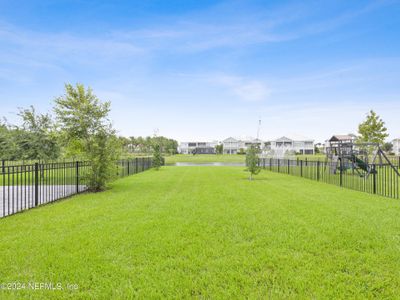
166,162 -> 245,167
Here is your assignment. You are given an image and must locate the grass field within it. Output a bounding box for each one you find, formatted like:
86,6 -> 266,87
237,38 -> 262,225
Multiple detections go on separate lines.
165,154 -> 246,163
1,167 -> 400,299
164,154 -> 328,164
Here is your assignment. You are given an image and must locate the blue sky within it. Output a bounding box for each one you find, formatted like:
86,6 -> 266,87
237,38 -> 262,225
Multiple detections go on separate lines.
0,0 -> 399,142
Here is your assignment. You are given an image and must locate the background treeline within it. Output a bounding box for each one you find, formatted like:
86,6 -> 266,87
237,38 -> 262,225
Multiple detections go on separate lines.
0,83 -> 179,190
0,107 -> 60,161
0,108 -> 178,162
118,136 -> 178,156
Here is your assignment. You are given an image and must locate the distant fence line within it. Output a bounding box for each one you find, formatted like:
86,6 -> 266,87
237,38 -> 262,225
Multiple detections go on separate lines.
0,157 -> 156,218
260,158 -> 399,199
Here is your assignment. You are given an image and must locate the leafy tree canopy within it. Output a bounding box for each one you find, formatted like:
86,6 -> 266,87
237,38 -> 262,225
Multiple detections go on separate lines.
357,110 -> 388,145
54,83 -> 120,191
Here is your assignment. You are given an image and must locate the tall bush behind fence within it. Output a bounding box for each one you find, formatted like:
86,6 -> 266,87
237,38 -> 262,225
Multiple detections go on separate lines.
0,157 -> 160,218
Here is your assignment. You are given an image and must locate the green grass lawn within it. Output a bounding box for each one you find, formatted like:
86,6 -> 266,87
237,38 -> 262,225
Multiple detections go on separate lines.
165,154 -> 327,164
165,154 -> 246,163
1,167 -> 400,299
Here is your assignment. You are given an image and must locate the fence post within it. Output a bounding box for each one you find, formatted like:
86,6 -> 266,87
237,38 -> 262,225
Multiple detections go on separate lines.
34,163 -> 39,207
317,161 -> 320,181
135,158 -> 138,173
339,159 -> 343,187
127,159 -> 130,175
76,161 -> 79,194
287,159 -> 290,174
373,164 -> 377,194
270,158 -> 272,171
1,160 -> 4,174
300,160 -> 303,177
278,159 -> 280,173
263,158 -> 265,169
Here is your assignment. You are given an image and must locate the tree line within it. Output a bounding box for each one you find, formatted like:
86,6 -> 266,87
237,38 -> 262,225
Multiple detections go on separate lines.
1,99 -> 178,162
0,107 -> 60,161
0,83 -> 177,190
118,136 -> 178,156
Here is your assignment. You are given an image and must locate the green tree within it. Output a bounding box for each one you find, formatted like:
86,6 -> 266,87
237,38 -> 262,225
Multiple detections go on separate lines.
314,144 -> 321,154
357,110 -> 389,145
152,143 -> 163,170
15,106 -> 60,161
215,144 -> 223,154
245,145 -> 261,180
238,148 -> 246,155
0,122 -> 17,160
54,83 -> 120,191
382,142 -> 393,153
125,135 -> 178,155
118,136 -> 131,154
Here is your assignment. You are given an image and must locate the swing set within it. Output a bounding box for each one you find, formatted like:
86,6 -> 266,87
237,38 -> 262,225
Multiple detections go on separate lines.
325,135 -> 399,178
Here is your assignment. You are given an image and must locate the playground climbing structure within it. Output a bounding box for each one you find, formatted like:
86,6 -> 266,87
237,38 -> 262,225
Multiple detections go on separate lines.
325,135 -> 400,178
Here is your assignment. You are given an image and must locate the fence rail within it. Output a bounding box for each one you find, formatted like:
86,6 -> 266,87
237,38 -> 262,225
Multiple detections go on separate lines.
279,156 -> 400,166
260,158 -> 399,199
1,157 -> 155,218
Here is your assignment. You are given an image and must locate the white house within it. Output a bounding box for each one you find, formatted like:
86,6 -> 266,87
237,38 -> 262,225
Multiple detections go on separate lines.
222,137 -> 241,154
270,135 -> 314,155
222,137 -> 264,154
393,139 -> 400,155
179,141 -> 218,154
242,138 -> 263,149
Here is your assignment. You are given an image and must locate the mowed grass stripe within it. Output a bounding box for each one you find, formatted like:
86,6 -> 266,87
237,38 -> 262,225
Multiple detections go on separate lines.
0,167 -> 400,299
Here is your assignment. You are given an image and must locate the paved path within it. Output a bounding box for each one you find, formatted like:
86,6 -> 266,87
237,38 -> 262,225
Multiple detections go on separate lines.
0,185 -> 86,217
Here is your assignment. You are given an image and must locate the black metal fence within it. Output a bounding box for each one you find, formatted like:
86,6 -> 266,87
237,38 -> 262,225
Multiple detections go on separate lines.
1,157 -> 155,218
260,158 -> 399,199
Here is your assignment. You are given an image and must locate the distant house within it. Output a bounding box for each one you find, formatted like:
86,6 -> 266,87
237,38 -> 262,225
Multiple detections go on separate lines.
222,137 -> 264,154
182,135 -> 315,155
243,138 -> 263,149
179,141 -> 218,154
393,139 -> 400,155
270,135 -> 314,155
223,137 -> 240,154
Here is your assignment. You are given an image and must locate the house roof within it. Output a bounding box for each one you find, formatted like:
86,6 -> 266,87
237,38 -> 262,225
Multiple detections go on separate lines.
273,135 -> 314,142
223,137 -> 239,142
274,136 -> 293,142
243,138 -> 263,143
329,135 -> 355,142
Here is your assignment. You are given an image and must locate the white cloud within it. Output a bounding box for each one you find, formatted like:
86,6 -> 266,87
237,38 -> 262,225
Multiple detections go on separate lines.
212,75 -> 271,102
232,80 -> 271,102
